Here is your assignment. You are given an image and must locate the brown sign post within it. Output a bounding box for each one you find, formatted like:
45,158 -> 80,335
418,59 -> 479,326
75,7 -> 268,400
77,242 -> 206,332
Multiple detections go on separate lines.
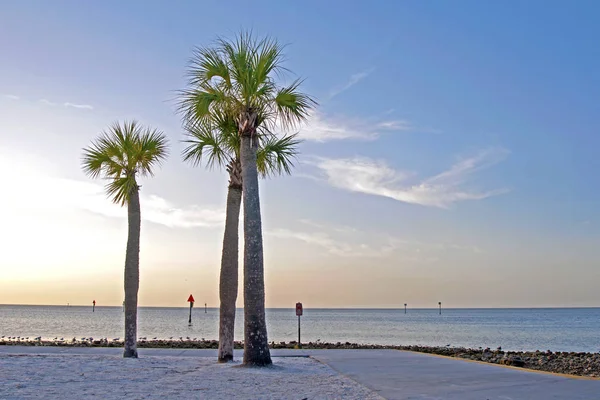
296,302 -> 303,348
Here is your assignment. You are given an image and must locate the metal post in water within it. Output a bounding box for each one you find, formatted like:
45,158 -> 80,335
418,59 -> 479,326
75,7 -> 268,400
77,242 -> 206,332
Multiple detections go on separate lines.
205,303 -> 207,314
298,315 -> 301,348
439,301 -> 442,315
295,302 -> 303,349
404,303 -> 407,314
93,300 -> 96,313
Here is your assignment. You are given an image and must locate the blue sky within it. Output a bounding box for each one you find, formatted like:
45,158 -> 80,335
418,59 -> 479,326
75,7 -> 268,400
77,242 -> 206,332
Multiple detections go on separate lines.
0,0 -> 598,307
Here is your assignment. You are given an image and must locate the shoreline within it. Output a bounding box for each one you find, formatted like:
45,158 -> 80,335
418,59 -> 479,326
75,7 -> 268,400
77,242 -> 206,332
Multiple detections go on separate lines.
3,304 -> 600,309
2,338 -> 598,377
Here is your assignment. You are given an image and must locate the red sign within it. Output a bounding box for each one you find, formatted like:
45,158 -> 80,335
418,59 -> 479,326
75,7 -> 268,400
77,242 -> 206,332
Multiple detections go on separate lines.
187,294 -> 195,303
296,302 -> 303,316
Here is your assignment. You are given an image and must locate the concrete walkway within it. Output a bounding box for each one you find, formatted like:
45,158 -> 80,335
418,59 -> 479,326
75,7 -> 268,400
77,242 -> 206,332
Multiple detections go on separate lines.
1,346 -> 598,399
307,349 -> 600,400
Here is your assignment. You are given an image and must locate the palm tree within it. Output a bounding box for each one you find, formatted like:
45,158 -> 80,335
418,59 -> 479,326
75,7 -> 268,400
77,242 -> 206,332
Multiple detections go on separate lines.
182,116 -> 300,363
82,121 -> 168,358
178,32 -> 315,366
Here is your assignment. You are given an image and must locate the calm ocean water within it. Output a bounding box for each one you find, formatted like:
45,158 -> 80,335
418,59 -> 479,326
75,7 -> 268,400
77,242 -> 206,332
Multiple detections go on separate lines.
1,306 -> 599,353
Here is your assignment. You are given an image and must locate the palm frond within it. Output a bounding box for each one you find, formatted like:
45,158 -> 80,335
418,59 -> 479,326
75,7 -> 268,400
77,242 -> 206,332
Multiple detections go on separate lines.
105,175 -> 138,206
81,120 -> 169,205
211,109 -> 240,158
252,36 -> 285,89
182,121 -> 230,169
217,33 -> 253,102
82,129 -> 128,180
188,46 -> 231,88
82,139 -> 118,179
110,120 -> 139,172
137,127 -> 169,177
256,133 -> 301,178
274,79 -> 317,130
177,82 -> 241,129
177,88 -> 219,121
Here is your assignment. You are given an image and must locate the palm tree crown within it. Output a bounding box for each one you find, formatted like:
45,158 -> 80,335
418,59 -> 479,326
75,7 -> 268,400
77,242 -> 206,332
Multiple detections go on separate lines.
82,120 -> 169,204
178,32 -> 316,136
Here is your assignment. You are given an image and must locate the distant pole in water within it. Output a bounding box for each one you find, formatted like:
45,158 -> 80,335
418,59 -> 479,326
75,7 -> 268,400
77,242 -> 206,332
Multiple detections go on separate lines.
439,301 -> 442,315
205,303 -> 207,314
187,294 -> 195,325
404,303 -> 407,314
92,300 -> 96,313
296,302 -> 303,349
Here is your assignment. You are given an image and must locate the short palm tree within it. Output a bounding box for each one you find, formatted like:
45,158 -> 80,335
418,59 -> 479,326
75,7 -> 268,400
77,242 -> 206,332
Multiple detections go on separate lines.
82,121 -> 169,358
178,32 -> 315,366
182,113 -> 300,362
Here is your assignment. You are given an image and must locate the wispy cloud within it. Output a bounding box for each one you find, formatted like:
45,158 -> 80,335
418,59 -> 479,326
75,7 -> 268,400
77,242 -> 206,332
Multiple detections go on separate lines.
376,120 -> 412,131
329,68 -> 375,99
305,148 -> 510,208
296,112 -> 377,142
39,99 -> 93,110
298,219 -> 358,234
2,94 -> 19,100
0,148 -> 223,229
140,194 -> 224,228
2,171 -> 223,229
296,111 -> 415,142
268,228 -> 397,258
64,102 -> 93,110
68,180 -> 223,228
267,221 -> 481,260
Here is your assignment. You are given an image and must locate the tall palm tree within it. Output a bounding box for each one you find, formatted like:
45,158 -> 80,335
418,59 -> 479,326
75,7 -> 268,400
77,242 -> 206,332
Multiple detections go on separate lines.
178,32 -> 315,366
182,115 -> 300,362
82,121 -> 168,358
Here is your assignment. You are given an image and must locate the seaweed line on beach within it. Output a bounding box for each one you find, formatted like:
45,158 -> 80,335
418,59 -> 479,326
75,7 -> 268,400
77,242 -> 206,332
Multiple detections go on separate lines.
2,338 -> 599,378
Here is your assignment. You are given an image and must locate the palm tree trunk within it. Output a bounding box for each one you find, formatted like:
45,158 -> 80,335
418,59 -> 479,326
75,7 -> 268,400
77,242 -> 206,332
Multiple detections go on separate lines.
240,133 -> 272,366
123,185 -> 141,358
217,164 -> 242,362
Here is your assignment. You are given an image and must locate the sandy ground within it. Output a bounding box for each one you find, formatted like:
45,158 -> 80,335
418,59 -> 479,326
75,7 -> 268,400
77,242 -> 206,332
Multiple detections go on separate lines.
0,354 -> 382,400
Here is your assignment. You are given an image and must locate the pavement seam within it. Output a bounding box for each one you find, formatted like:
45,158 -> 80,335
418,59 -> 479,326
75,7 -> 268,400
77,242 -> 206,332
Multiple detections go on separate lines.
309,356 -> 388,400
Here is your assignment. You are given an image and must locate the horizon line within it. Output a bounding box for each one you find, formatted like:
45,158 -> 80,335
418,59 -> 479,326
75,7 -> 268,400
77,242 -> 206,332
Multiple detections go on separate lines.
1,304 -> 599,310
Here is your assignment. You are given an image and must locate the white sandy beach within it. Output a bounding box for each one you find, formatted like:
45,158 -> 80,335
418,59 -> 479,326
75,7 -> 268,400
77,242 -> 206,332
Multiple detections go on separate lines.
2,347 -> 600,399
1,354 -> 382,400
